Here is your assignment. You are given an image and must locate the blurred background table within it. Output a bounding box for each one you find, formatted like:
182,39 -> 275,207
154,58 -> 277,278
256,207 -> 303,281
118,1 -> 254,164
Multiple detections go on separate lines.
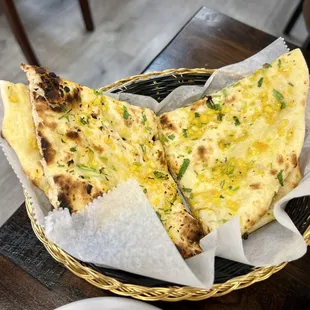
0,7 -> 309,310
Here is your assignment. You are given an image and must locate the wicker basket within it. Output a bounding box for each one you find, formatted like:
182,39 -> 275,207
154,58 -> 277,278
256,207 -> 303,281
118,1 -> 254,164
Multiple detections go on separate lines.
25,68 -> 310,301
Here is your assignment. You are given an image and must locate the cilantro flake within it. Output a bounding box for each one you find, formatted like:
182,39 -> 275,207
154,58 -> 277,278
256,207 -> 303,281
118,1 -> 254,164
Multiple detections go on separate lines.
182,128 -> 188,138
233,116 -> 241,126
123,106 -> 130,120
153,171 -> 168,179
257,77 -> 264,87
77,164 -> 96,172
177,158 -> 190,180
277,169 -> 284,186
80,117 -> 88,125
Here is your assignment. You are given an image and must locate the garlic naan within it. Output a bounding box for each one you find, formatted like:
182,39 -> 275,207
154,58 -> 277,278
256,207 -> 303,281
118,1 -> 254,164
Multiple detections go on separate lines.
0,81 -> 49,194
158,49 -> 308,235
20,65 -> 202,258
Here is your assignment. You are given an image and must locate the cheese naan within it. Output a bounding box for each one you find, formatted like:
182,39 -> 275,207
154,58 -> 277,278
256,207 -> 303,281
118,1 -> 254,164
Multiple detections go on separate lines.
158,49 -> 308,235
20,65 -> 202,258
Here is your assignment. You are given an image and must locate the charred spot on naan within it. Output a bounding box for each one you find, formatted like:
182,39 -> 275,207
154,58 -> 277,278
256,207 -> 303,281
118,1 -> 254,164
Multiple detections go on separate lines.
159,114 -> 177,131
250,183 -> 262,190
168,210 -> 203,258
270,168 -> 278,176
40,135 -> 55,164
155,149 -> 167,167
196,145 -> 213,161
66,130 -> 80,140
53,174 -> 102,212
23,65 -> 82,112
277,154 -> 284,165
290,153 -> 298,167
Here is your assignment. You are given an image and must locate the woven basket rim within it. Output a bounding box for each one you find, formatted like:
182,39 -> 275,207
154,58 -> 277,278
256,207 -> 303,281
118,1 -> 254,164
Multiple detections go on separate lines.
25,68 -> 310,302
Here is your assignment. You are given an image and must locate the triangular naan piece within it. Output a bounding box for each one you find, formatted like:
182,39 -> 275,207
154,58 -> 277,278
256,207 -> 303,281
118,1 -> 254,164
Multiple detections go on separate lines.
248,165 -> 301,233
0,81 -> 49,194
158,49 -> 308,235
20,65 -> 202,258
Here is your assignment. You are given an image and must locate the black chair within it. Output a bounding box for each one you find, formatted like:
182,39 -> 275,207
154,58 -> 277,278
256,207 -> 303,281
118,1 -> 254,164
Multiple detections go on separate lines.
284,0 -> 310,49
0,0 -> 95,66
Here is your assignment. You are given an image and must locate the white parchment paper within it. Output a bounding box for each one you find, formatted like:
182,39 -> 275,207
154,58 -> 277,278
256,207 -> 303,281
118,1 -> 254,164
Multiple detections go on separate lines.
0,38 -> 309,289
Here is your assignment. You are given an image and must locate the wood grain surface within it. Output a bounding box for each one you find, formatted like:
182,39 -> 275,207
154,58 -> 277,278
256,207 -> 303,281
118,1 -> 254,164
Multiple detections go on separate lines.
0,7 -> 309,310
145,7 -> 310,72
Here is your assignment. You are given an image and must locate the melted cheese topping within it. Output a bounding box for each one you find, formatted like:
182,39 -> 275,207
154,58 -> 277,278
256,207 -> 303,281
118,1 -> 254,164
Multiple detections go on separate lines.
159,49 -> 308,234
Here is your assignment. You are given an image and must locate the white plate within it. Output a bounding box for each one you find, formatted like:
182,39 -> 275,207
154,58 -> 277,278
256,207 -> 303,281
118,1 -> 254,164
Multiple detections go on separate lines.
55,297 -> 161,310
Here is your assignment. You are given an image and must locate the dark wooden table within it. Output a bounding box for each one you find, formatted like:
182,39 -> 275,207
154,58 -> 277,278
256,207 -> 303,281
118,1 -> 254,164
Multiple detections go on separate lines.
1,7 -> 309,310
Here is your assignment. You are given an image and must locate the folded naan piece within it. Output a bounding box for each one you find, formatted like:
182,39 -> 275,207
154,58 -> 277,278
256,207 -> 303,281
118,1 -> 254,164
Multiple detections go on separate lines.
248,165 -> 301,233
0,81 -> 49,194
158,49 -> 308,235
20,65 -> 202,258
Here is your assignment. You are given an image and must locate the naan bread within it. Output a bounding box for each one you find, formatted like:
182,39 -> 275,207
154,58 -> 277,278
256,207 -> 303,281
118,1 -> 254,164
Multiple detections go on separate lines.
21,65 -> 202,258
158,49 -> 308,235
0,81 -> 49,194
248,165 -> 301,233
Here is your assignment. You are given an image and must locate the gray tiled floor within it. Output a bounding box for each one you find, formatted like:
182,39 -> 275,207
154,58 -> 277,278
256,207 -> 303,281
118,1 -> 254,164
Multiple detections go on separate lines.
0,0 -> 306,226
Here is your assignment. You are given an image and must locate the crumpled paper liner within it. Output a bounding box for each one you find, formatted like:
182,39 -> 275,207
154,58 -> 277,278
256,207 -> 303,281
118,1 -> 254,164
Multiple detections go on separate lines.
0,38 -> 309,289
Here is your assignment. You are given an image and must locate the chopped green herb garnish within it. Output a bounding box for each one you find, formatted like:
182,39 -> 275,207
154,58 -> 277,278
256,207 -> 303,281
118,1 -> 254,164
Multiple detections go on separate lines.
206,96 -> 221,110
140,144 -> 146,152
182,187 -> 192,193
64,86 -> 70,93
59,108 -> 72,121
232,186 -> 240,191
220,180 -> 225,188
100,156 -> 108,163
272,89 -> 284,101
160,134 -> 169,143
233,116 -> 240,126
168,134 -> 175,140
70,147 -> 77,152
134,162 -> 142,166
177,158 -> 190,180
194,112 -> 200,118
277,169 -> 284,186
223,89 -> 228,97
232,81 -> 240,87
263,63 -> 272,68
143,188 -> 148,194
217,113 -> 224,121
77,164 -> 96,172
288,82 -> 294,87
278,59 -> 282,68
57,161 -> 65,167
182,128 -> 188,138
80,117 -> 88,125
220,195 -> 225,199
272,89 -> 286,109
146,126 -> 153,132
99,167 -> 106,174
123,106 -> 130,120
93,89 -> 103,95
257,77 -> 264,87
153,171 -> 168,179
142,113 -> 147,125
